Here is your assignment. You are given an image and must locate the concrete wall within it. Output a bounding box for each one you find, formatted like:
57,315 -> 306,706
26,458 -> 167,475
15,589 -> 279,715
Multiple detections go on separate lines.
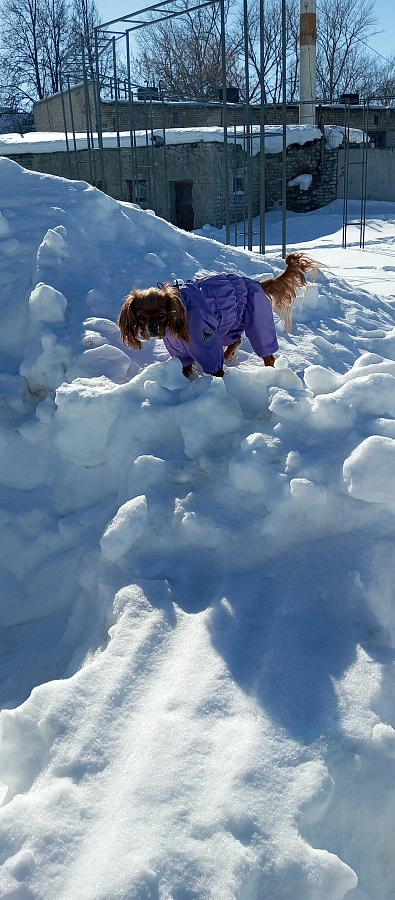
4,138 -> 339,230
337,147 -> 395,201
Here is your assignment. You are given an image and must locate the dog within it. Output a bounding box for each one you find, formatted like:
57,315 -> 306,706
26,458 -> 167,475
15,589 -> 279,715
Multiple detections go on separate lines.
117,253 -> 317,377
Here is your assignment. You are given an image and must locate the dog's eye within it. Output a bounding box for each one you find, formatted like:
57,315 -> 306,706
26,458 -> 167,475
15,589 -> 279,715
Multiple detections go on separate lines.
157,313 -> 167,321
137,314 -> 147,325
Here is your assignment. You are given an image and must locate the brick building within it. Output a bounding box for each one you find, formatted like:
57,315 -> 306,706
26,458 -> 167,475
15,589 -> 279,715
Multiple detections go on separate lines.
33,84 -> 395,148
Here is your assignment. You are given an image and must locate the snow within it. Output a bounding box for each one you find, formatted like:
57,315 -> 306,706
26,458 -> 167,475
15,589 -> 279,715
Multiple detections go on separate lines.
0,154 -> 394,899
0,122 -> 364,158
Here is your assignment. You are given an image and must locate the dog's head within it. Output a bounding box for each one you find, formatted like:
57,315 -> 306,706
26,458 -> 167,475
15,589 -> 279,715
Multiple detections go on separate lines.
117,283 -> 190,350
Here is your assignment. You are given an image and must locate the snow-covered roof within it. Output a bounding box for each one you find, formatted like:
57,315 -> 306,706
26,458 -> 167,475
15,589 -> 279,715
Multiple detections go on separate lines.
0,123 -> 365,157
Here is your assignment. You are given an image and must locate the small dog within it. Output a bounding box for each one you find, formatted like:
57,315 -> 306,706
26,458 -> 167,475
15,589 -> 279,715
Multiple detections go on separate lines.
118,253 -> 317,377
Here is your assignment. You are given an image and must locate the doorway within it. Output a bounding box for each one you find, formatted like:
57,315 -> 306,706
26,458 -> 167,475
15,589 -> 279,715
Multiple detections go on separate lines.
175,181 -> 194,231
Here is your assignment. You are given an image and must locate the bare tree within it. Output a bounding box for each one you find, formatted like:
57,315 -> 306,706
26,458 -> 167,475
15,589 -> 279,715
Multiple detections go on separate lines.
372,55 -> 395,104
43,0 -> 70,95
244,0 -> 299,103
316,0 -> 377,102
131,0 -> 241,101
68,0 -> 104,82
0,0 -> 103,108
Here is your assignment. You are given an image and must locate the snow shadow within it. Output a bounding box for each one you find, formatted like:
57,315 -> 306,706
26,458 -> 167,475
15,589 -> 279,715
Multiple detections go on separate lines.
206,530 -> 379,743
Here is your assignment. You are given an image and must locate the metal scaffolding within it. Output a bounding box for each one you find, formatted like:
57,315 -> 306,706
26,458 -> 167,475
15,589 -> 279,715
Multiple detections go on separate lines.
58,0 -> 293,256
58,0 -> 369,257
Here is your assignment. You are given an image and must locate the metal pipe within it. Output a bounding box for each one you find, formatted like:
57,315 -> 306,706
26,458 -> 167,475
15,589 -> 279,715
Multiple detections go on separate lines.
94,27 -> 106,190
66,75 -> 80,179
112,37 -> 124,199
244,0 -> 253,250
259,0 -> 266,254
220,0 -> 230,244
281,0 -> 287,258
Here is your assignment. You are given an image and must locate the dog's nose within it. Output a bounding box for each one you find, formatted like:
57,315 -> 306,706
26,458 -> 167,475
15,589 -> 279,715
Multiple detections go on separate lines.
148,323 -> 159,335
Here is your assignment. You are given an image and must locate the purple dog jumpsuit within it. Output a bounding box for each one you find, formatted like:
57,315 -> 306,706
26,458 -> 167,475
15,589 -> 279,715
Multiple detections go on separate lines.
163,273 -> 279,374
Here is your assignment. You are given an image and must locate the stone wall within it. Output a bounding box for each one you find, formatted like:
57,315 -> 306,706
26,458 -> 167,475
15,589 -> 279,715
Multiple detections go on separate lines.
4,136 -> 339,230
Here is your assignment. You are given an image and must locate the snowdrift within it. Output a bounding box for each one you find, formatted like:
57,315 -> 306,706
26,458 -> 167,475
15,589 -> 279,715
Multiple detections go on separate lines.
0,157 -> 394,898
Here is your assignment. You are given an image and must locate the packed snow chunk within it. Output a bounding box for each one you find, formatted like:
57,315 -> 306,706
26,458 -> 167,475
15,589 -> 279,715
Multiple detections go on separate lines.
268,387 -> 312,423
100,496 -> 149,562
0,373 -> 35,414
20,332 -> 70,395
177,377 -> 243,458
288,173 -> 313,191
0,706 -> 47,802
0,211 -> 11,237
52,377 -> 124,466
305,354 -> 395,397
304,847 -> 358,899
225,361 -> 303,416
290,477 -> 328,507
126,455 -> 167,499
36,225 -> 70,266
371,722 -> 395,756
304,365 -> 341,396
66,344 -> 132,384
342,435 -> 395,503
144,251 -> 167,269
229,431 -> 286,504
180,511 -> 223,549
302,283 -> 320,309
29,282 -> 67,325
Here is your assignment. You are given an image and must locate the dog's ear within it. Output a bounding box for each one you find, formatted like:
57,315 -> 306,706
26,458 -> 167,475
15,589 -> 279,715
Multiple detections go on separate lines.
163,283 -> 190,343
117,293 -> 142,350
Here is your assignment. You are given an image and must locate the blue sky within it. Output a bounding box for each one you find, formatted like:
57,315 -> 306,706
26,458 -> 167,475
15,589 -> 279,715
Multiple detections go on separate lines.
97,0 -> 395,63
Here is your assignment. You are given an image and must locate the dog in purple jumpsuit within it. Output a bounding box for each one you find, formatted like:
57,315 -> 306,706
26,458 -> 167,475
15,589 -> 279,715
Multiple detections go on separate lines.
163,274 -> 278,375
118,253 -> 317,376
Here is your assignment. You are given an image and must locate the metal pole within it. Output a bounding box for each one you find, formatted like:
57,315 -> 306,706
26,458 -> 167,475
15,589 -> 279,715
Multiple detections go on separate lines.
360,97 -> 369,248
81,34 -> 94,184
244,0 -> 253,250
59,70 -> 73,178
259,0 -> 266,254
94,27 -> 106,190
342,101 -> 350,248
66,75 -> 80,179
160,85 -> 170,222
149,96 -> 157,210
112,37 -> 124,199
220,0 -> 230,244
281,0 -> 287,257
126,32 -> 139,203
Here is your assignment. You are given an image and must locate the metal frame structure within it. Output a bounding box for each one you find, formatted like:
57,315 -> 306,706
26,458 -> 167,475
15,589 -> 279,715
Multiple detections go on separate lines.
341,98 -> 369,249
58,0 -> 370,258
58,0 -> 292,256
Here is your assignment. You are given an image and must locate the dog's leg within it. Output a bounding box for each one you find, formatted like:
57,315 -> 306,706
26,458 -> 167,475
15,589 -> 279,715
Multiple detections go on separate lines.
224,338 -> 242,362
182,362 -> 197,379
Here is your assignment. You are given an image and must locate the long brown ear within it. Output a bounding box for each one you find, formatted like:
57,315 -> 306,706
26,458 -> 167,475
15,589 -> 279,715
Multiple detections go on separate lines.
117,294 -> 142,350
163,283 -> 190,343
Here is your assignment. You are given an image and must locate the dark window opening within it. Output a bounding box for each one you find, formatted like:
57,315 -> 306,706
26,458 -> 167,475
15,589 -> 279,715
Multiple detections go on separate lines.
369,130 -> 386,148
175,181 -> 194,231
232,176 -> 244,195
126,179 -> 148,203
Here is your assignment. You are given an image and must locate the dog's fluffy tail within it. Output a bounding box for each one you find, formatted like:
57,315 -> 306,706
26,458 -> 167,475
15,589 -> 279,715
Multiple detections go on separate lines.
261,252 -> 318,332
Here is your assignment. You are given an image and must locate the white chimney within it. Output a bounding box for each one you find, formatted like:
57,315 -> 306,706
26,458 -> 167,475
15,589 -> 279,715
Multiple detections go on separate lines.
299,0 -> 316,125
